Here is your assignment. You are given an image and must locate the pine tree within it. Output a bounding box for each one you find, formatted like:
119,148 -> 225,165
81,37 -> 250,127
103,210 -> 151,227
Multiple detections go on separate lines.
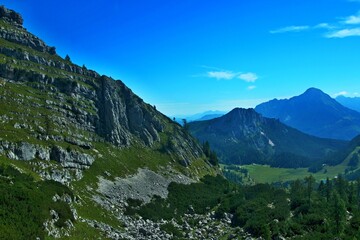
318,180 -> 326,198
305,175 -> 315,207
65,54 -> 71,62
203,141 -> 211,157
331,192 -> 346,235
326,177 -> 332,202
209,151 -> 218,166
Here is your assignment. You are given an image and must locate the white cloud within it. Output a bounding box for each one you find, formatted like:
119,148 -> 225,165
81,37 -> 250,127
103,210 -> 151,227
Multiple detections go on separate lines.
333,91 -> 348,97
239,72 -> 258,82
314,23 -> 335,29
325,28 -> 360,38
247,85 -> 256,90
270,25 -> 309,34
203,67 -> 259,82
269,10 -> 360,39
343,12 -> 360,24
207,71 -> 236,80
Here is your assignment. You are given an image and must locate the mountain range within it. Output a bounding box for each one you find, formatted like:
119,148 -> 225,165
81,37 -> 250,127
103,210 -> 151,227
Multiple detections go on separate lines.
336,95 -> 360,113
2,5 -> 360,240
189,108 -> 346,168
172,110 -> 226,124
255,88 -> 360,140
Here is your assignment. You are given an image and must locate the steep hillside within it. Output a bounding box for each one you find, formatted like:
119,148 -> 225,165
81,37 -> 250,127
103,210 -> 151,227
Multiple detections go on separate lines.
189,108 -> 346,167
0,6 -> 217,239
255,88 -> 360,140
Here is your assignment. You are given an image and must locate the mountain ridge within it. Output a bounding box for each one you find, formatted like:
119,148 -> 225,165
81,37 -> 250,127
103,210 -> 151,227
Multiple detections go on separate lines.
336,95 -> 360,113
255,88 -> 360,140
189,107 -> 346,167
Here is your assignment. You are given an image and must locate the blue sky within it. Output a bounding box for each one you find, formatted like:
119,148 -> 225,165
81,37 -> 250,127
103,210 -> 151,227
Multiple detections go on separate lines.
2,0 -> 360,115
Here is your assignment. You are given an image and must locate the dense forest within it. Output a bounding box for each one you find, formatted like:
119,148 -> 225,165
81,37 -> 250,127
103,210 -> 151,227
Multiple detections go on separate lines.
126,175 -> 360,239
0,165 -> 74,239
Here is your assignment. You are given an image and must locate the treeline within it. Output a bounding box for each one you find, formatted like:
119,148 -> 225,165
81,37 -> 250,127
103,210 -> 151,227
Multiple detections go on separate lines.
126,174 -> 360,239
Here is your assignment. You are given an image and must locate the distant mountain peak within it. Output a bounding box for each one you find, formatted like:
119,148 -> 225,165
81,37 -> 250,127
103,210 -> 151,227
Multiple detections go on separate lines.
255,88 -> 360,140
228,107 -> 254,114
303,87 -> 324,95
225,108 -> 260,121
189,107 -> 346,167
300,88 -> 332,101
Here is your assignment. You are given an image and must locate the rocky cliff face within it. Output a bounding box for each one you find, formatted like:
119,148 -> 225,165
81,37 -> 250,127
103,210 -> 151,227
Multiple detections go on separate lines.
0,5 -> 206,177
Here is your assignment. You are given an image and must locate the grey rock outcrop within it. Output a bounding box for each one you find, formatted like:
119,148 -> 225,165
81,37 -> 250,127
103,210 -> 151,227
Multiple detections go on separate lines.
0,141 -> 94,182
0,141 -> 50,161
96,76 -> 162,146
0,6 -> 23,25
50,146 -> 94,169
14,142 -> 37,161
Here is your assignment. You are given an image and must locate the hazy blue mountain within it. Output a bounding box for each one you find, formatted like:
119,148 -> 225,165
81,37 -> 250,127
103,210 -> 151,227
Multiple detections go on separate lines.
336,95 -> 360,113
172,110 -> 226,123
197,113 -> 224,121
189,108 -> 346,167
255,88 -> 360,140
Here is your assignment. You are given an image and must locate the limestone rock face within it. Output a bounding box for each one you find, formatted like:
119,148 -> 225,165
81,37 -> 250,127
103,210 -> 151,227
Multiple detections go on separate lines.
50,146 -> 95,169
14,142 -> 37,161
0,6 -> 167,148
0,5 -> 206,179
0,141 -> 93,169
95,76 -> 162,146
0,6 -> 23,25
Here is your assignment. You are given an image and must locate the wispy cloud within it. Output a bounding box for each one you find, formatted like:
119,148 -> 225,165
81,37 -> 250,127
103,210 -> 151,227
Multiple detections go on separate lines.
247,85 -> 256,90
270,10 -> 360,39
201,66 -> 259,83
344,16 -> 360,24
342,11 -> 360,24
314,23 -> 336,29
239,72 -> 258,82
270,25 -> 310,34
207,71 -> 236,80
325,28 -> 360,38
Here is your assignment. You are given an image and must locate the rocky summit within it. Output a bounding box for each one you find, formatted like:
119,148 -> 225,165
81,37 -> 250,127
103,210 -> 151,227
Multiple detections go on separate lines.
0,6 -> 218,239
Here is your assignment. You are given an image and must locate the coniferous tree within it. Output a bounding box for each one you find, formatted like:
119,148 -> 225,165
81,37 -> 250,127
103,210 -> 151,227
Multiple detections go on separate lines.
305,175 -> 315,206
209,151 -> 219,166
326,177 -> 332,202
335,174 -> 347,199
65,54 -> 71,62
203,141 -> 211,157
331,192 -> 346,235
318,180 -> 326,198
